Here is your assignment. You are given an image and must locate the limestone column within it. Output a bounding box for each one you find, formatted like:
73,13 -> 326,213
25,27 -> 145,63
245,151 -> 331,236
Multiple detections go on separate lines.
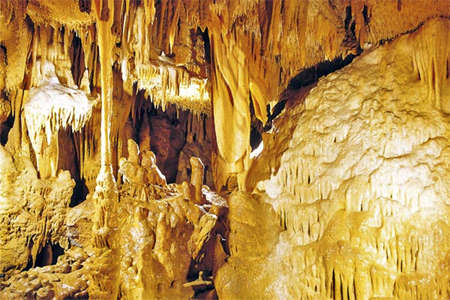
91,0 -> 119,298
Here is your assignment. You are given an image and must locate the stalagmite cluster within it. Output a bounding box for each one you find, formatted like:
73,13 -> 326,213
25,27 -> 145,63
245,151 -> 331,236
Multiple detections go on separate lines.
0,1 -> 449,299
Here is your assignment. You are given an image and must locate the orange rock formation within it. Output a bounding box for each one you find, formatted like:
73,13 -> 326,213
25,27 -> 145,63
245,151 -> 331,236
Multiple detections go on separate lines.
0,1 -> 448,299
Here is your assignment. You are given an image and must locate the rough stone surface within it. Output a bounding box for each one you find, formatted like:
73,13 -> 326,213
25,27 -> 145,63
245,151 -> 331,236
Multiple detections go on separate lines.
0,1 -> 448,299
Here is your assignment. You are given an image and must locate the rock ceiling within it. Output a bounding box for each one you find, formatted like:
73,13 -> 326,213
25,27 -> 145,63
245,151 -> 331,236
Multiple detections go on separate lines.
0,0 -> 449,299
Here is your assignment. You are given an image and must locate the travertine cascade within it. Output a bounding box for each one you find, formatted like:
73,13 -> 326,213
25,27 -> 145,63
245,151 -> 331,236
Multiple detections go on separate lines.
216,18 -> 450,300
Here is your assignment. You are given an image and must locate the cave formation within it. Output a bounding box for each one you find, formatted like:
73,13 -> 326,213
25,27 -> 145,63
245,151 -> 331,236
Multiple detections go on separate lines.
0,0 -> 449,299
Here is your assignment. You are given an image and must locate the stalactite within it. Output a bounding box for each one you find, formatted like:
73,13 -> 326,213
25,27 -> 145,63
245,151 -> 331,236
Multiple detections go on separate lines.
23,61 -> 93,178
408,19 -> 450,111
0,1 -> 448,299
215,17 -> 449,300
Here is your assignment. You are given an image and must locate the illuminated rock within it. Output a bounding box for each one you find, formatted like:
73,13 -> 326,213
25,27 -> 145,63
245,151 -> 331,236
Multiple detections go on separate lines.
24,61 -> 94,178
0,1 -> 448,299
216,18 -> 450,300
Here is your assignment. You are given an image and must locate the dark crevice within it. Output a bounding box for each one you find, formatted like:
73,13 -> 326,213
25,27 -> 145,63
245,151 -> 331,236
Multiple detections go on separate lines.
350,21 -> 356,38
22,16 -> 36,91
147,102 -> 188,183
35,243 -> 65,267
69,34 -> 86,87
58,128 -> 88,207
331,269 -> 336,298
249,98 -> 263,151
342,5 -> 361,56
0,44 -> 7,64
70,178 -> 89,207
287,55 -> 356,89
199,28 -> 211,64
250,127 -> 262,151
51,244 -> 65,265
133,98 -> 213,186
362,5 -> 370,25
371,14 -> 450,48
78,0 -> 91,13
60,27 -> 66,49
344,6 -> 352,31
0,114 -> 14,146
264,53 -> 359,131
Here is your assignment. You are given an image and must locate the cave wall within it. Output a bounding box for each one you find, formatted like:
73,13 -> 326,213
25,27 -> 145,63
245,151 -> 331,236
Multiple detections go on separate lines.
216,18 -> 450,299
1,0 -> 448,184
0,1 -> 448,299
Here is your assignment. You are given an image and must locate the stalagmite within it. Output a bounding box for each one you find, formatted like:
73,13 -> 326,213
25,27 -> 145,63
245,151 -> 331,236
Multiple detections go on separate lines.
190,157 -> 205,204
90,0 -> 120,298
0,1 -> 449,299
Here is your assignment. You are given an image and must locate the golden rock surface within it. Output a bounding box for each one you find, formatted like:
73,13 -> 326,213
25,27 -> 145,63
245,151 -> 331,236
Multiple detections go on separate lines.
218,18 -> 450,299
0,1 -> 448,299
